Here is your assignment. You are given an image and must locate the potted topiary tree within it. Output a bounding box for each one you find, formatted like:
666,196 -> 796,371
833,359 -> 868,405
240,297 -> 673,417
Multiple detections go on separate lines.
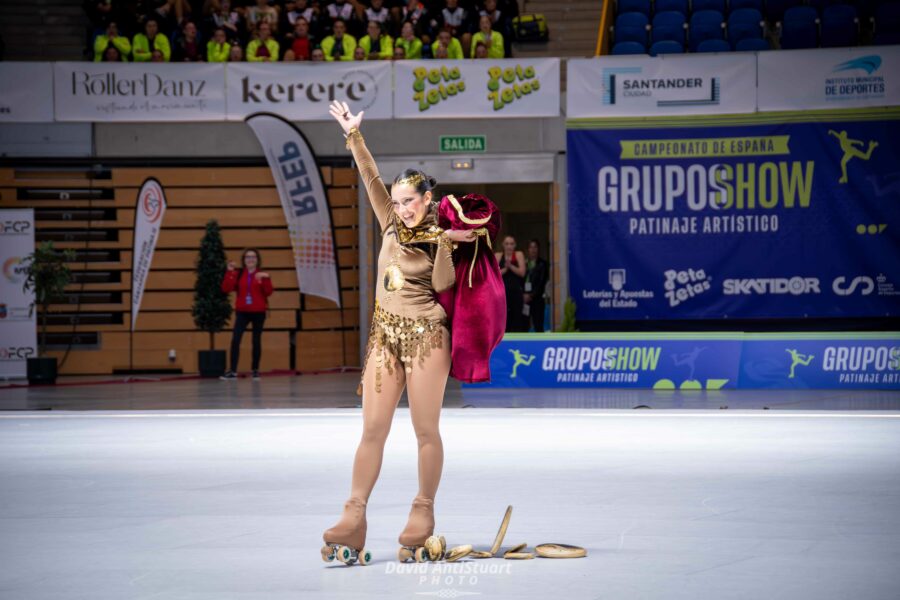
22,241 -> 75,384
192,220 -> 232,377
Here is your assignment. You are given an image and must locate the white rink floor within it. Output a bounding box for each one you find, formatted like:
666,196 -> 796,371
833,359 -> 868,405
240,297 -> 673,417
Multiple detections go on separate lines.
2,408 -> 900,600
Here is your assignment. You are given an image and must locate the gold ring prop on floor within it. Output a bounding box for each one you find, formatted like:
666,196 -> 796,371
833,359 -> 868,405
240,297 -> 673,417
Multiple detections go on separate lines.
534,543 -> 587,558
488,505 -> 513,556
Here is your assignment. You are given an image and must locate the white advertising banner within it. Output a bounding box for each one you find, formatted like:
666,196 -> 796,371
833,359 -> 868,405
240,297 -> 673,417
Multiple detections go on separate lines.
0,63 -> 54,122
567,55 -> 757,118
0,210 -> 37,378
393,58 -> 560,118
226,62 -> 392,121
246,113 -> 341,307
132,178 -> 166,330
53,62 -> 226,122
757,46 -> 900,112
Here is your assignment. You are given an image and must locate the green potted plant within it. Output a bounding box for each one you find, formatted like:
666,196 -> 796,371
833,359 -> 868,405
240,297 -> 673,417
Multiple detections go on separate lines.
22,241 -> 75,384
191,220 -> 232,377
557,297 -> 579,333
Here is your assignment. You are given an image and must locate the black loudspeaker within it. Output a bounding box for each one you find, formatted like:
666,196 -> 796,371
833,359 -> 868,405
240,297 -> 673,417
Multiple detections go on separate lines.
27,357 -> 58,385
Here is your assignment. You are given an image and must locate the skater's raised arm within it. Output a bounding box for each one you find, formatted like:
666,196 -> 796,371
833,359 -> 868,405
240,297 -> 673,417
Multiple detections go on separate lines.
329,100 -> 393,230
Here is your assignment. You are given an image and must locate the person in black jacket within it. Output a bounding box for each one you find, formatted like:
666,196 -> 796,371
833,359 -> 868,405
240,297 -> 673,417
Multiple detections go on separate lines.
524,238 -> 549,332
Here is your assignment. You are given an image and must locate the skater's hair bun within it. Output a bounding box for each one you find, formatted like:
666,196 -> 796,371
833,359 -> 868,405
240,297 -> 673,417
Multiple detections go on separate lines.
393,169 -> 437,196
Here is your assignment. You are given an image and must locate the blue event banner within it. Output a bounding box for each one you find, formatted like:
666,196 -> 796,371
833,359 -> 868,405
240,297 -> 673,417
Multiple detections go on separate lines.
566,112 -> 900,320
470,334 -> 900,390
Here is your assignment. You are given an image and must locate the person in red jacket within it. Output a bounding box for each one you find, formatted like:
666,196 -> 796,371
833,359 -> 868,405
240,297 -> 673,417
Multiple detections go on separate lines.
219,249 -> 274,380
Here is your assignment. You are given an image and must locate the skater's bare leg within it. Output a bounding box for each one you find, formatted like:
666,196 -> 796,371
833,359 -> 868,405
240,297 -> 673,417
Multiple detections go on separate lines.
406,328 -> 451,500
323,347 -> 405,550
349,346 -> 406,501
399,328 -> 451,547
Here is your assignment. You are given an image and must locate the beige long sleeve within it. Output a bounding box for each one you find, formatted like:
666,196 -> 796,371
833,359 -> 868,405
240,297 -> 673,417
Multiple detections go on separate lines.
346,129 -> 392,230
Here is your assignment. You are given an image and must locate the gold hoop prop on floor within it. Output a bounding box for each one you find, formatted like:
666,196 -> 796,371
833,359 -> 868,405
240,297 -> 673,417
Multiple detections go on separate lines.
534,543 -> 587,558
488,505 -> 513,556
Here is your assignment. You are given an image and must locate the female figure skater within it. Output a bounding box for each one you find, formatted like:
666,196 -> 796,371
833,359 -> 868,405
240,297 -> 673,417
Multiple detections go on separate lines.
321,100 -> 479,565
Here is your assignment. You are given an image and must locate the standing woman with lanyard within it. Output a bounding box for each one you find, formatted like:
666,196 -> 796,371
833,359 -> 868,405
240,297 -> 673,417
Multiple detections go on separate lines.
220,248 -> 274,380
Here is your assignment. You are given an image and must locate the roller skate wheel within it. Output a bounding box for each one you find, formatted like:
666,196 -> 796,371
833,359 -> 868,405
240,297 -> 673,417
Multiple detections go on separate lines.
398,547 -> 413,562
359,549 -> 372,565
414,547 -> 428,562
439,536 -> 447,555
321,545 -> 336,562
337,545 -> 354,564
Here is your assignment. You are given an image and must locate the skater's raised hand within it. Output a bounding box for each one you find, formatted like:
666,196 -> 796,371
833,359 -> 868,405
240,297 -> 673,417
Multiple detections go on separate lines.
329,100 -> 363,135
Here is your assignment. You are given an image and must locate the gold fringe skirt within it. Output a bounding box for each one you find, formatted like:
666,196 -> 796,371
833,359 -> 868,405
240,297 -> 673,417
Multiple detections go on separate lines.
357,301 -> 447,395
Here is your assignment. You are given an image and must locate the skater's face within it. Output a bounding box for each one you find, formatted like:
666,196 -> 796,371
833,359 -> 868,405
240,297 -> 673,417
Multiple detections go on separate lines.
391,183 -> 432,228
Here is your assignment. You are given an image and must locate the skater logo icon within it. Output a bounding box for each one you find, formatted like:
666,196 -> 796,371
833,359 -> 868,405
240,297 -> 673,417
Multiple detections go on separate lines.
785,348 -> 815,379
508,349 -> 535,378
832,275 -> 874,296
723,276 -> 820,295
413,65 -> 466,112
664,268 -> 711,307
828,130 -> 878,184
580,269 -> 654,309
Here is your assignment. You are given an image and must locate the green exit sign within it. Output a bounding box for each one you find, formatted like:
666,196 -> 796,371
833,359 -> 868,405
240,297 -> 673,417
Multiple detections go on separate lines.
440,135 -> 486,153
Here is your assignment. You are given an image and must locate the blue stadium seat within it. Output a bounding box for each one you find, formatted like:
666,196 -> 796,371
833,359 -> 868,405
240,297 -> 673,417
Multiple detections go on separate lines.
612,41 -> 649,54
649,40 -> 685,55
874,2 -> 900,32
821,4 -> 858,47
781,5 -> 819,48
765,0 -> 802,22
696,38 -> 732,51
735,36 -> 771,50
806,0 -> 851,14
656,0 -> 689,16
693,0 -> 726,14
614,12 -> 650,46
618,0 -> 652,17
652,11 -> 687,44
728,8 -> 764,46
689,10 -> 726,52
730,0 -> 764,13
873,30 -> 900,44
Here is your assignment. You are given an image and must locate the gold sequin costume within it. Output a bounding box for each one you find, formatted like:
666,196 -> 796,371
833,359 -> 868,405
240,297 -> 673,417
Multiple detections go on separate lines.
346,128 -> 456,393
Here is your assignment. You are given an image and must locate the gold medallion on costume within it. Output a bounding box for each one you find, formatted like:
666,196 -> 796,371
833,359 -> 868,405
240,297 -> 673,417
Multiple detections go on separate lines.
383,262 -> 405,291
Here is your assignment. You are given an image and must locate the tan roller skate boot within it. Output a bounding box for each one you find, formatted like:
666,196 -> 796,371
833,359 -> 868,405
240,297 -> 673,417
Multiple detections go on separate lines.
397,496 -> 446,562
321,497 -> 372,566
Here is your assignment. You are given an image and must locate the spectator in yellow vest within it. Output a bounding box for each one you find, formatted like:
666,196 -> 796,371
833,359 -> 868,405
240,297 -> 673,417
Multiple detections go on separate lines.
133,18 -> 171,62
321,19 -> 356,61
247,22 -> 280,62
395,21 -> 422,59
359,20 -> 393,60
207,27 -> 231,62
470,15 -> 504,58
431,29 -> 463,60
94,21 -> 131,62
